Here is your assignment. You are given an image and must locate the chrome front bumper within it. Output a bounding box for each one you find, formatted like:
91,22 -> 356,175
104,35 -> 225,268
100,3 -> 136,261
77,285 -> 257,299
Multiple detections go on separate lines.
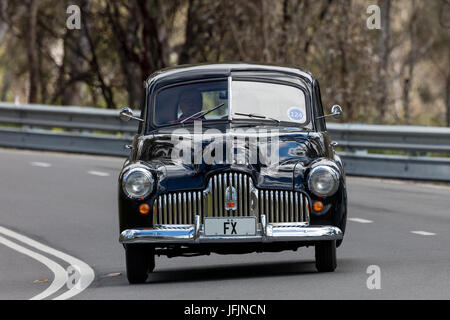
119,215 -> 343,244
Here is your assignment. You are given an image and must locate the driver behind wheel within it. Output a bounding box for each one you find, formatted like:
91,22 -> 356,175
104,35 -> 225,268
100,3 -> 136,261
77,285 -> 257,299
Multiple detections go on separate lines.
175,89 -> 204,123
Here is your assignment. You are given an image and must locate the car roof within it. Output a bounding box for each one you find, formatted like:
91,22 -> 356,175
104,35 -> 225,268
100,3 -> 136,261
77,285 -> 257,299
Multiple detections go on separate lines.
144,62 -> 314,87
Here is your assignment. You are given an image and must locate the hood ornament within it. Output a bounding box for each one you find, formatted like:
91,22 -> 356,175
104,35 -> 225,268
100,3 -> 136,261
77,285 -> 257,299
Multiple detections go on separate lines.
225,186 -> 238,211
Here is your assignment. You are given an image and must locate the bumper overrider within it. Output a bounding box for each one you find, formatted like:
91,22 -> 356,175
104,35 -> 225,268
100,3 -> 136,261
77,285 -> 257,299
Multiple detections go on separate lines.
119,214 -> 343,244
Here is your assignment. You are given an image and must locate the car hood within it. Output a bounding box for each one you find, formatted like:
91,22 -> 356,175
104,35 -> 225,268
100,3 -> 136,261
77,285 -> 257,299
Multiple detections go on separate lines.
136,125 -> 326,192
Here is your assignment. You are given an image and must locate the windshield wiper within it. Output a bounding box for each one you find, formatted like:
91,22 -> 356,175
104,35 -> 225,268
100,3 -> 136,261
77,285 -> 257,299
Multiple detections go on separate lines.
180,103 -> 225,124
234,112 -> 280,124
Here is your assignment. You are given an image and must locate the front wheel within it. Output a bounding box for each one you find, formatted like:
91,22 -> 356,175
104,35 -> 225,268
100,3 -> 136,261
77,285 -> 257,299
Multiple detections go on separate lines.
315,240 -> 337,272
125,244 -> 155,284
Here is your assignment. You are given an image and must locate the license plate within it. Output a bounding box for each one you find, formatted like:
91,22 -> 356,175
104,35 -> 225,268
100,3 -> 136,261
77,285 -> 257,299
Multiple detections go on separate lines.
204,217 -> 257,236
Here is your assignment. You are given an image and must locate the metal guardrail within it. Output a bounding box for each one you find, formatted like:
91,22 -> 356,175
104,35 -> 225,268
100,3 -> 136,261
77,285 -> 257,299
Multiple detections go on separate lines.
326,123 -> 450,181
1,102 -> 450,181
327,123 -> 450,153
0,102 -> 138,133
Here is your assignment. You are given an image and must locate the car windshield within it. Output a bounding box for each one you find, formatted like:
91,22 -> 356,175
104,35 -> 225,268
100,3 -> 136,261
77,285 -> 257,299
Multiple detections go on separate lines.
153,79 -> 309,127
154,80 -> 229,126
231,80 -> 308,125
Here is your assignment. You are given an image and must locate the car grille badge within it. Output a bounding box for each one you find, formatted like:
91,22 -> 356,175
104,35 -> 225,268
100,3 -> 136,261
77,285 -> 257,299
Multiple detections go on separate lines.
225,186 -> 238,211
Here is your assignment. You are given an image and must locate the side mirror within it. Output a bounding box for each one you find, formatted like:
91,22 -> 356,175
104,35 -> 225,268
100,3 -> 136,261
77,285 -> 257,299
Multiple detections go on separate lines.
330,105 -> 342,119
316,104 -> 343,120
119,107 -> 143,122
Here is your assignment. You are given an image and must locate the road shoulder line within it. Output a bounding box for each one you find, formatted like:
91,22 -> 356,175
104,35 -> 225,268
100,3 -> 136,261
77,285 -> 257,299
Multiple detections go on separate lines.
0,235 -> 67,300
0,226 -> 95,300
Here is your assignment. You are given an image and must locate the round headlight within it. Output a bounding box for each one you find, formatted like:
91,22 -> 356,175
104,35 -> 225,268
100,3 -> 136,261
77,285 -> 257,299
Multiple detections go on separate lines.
122,168 -> 154,199
307,166 -> 339,197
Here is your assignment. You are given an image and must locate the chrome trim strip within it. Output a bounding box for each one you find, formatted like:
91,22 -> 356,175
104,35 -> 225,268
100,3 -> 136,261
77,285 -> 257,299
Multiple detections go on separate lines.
280,191 -> 285,223
274,191 -> 279,223
264,190 -> 269,222
193,192 -> 197,219
168,194 -> 173,224
218,174 -> 223,216
182,192 -> 187,224
243,175 -> 247,215
178,193 -> 183,224
233,173 -> 238,216
194,215 -> 201,239
163,194 -> 168,224
304,195 -> 309,222
213,175 -> 218,216
228,76 -> 232,120
260,214 -> 267,236
119,224 -> 343,244
289,191 -> 294,222
249,179 -> 258,217
198,191 -> 202,219
238,174 -> 243,216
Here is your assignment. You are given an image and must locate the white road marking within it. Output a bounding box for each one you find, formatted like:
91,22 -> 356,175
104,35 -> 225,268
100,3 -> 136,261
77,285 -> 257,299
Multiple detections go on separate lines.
30,162 -> 51,168
348,218 -> 373,224
88,170 -> 110,177
411,231 -> 436,236
0,235 -> 68,300
0,226 -> 95,300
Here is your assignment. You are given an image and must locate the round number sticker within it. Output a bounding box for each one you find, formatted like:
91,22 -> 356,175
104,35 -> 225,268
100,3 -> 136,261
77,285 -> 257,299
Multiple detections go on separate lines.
287,107 -> 304,122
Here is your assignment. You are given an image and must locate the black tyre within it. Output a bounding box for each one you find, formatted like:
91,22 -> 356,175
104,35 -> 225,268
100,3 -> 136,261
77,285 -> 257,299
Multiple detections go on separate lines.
125,244 -> 155,284
315,240 -> 337,272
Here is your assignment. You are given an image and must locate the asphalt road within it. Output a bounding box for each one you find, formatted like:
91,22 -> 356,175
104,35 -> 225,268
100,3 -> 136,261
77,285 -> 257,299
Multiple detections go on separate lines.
0,148 -> 449,300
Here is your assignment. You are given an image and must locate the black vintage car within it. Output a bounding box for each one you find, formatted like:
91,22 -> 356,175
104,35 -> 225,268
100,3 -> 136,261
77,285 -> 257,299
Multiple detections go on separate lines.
118,63 -> 347,284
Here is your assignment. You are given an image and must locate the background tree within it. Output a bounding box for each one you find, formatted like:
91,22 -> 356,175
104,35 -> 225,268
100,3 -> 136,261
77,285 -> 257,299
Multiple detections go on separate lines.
0,0 -> 448,126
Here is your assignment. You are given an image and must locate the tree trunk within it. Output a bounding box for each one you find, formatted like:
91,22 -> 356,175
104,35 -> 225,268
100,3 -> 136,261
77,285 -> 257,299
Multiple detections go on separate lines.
260,0 -> 271,62
446,73 -> 450,127
81,0 -> 115,108
137,0 -> 165,79
179,0 -> 196,65
376,0 -> 391,123
106,2 -> 141,108
0,68 -> 12,101
0,0 -> 9,46
403,0 -> 417,125
27,0 -> 39,103
338,0 -> 351,121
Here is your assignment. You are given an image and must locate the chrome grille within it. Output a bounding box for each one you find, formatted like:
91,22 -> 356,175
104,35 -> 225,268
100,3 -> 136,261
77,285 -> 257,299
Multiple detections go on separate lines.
154,191 -> 203,225
257,190 -> 309,223
154,172 -> 309,225
205,173 -> 256,218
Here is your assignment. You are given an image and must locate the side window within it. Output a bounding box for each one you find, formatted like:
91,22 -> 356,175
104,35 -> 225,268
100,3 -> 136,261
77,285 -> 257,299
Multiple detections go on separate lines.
314,80 -> 326,132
